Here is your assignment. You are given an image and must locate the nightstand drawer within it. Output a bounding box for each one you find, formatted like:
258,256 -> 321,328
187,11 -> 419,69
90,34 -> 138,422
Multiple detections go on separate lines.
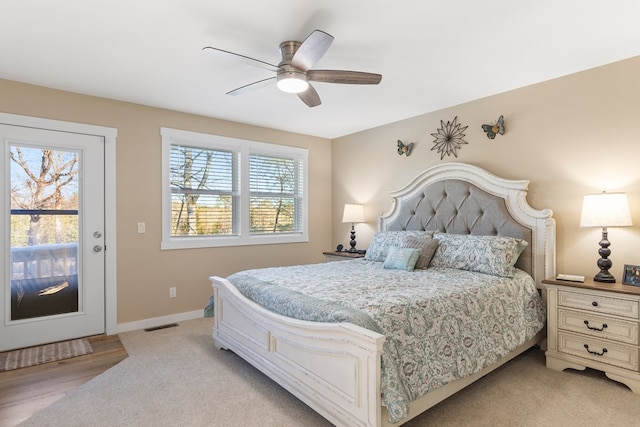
558,308 -> 639,345
558,331 -> 639,371
558,290 -> 639,319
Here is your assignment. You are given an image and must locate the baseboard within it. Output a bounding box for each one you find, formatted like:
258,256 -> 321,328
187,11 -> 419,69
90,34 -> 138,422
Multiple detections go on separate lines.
116,310 -> 205,334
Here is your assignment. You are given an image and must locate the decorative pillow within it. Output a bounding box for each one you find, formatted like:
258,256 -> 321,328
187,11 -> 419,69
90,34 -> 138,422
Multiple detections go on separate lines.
401,236 -> 439,269
365,230 -> 435,262
382,246 -> 421,271
429,233 -> 528,278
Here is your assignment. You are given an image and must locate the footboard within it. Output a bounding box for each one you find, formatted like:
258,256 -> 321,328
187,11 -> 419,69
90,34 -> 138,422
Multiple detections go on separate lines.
210,276 -> 386,427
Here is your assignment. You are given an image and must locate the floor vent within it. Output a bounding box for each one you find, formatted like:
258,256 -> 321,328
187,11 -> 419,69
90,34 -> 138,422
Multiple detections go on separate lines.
144,323 -> 179,332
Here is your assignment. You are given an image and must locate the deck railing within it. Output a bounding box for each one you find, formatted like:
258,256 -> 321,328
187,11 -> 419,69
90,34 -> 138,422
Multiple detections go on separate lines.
10,243 -> 78,280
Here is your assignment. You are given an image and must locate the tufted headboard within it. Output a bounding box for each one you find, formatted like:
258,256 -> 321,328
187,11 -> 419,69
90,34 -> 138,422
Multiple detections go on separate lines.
379,163 -> 556,287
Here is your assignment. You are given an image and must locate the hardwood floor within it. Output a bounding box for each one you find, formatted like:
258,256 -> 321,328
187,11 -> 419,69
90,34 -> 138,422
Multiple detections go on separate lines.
0,335 -> 128,427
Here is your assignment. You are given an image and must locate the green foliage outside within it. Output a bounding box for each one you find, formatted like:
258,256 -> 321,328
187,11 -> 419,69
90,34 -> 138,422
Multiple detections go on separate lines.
170,197 -> 295,236
11,215 -> 78,247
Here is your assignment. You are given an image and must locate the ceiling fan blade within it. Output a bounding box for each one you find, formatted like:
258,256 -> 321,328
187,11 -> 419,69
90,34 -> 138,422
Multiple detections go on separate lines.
290,30 -> 334,71
308,70 -> 382,85
203,46 -> 281,72
297,84 -> 321,107
226,77 -> 276,96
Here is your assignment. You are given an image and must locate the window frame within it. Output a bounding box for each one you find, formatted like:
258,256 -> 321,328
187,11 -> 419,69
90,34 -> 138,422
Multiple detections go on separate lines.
161,127 -> 308,250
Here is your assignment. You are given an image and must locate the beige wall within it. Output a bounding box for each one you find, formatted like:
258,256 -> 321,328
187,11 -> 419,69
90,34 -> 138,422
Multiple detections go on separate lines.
332,56 -> 640,281
3,55 -> 639,325
0,79 -> 332,323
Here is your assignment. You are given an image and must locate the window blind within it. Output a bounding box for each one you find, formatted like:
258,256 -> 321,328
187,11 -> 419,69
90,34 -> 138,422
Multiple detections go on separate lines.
249,154 -> 303,234
169,144 -> 238,236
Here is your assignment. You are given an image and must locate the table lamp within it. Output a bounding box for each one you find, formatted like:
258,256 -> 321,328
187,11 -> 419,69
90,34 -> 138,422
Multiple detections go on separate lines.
342,204 -> 365,253
580,192 -> 632,283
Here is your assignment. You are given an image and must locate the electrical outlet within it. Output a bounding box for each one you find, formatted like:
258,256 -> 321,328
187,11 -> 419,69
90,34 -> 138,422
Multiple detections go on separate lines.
169,287 -> 176,298
137,222 -> 146,233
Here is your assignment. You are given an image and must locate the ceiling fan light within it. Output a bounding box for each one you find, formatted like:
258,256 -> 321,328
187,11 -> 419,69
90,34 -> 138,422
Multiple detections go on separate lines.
277,74 -> 309,93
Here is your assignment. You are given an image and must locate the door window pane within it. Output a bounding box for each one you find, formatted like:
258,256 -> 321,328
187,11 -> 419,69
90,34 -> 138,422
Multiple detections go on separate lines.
9,146 -> 79,320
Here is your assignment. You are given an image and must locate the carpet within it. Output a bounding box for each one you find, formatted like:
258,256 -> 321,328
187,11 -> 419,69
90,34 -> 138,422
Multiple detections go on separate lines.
17,318 -> 640,427
0,338 -> 93,372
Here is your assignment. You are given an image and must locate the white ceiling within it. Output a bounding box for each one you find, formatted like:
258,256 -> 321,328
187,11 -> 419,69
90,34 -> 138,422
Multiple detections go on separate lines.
1,1 -> 639,139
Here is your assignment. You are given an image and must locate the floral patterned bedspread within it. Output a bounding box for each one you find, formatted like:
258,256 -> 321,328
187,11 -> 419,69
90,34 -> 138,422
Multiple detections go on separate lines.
225,259 -> 546,423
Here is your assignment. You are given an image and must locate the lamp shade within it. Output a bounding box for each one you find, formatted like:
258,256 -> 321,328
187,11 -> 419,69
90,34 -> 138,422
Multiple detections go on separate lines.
342,204 -> 365,223
580,192 -> 633,227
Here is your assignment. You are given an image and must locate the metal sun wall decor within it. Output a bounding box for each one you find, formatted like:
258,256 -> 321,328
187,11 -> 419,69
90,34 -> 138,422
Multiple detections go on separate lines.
431,116 -> 468,159
481,115 -> 505,139
397,140 -> 414,156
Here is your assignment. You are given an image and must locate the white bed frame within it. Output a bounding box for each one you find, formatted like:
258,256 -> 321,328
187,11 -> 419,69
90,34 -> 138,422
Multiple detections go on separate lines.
210,163 -> 556,427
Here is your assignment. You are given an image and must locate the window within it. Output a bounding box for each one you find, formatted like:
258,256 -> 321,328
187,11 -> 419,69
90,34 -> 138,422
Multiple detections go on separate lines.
161,128 -> 308,249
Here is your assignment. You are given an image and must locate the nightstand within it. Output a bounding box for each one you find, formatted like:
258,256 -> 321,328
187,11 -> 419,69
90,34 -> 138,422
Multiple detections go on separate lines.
322,251 -> 365,262
542,277 -> 640,392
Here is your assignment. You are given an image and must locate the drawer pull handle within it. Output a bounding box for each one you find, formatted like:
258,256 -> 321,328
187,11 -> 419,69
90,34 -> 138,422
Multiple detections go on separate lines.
584,320 -> 608,331
592,301 -> 599,307
584,344 -> 607,356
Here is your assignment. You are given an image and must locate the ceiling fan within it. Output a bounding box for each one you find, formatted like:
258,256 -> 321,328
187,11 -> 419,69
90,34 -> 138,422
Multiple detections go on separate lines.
203,29 -> 382,108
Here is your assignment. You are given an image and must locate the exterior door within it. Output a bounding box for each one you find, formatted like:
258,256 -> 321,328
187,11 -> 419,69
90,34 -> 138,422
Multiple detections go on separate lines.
0,124 -> 105,352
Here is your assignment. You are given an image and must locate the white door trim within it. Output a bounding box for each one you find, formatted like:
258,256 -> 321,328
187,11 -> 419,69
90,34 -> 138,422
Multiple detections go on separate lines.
0,112 -> 117,335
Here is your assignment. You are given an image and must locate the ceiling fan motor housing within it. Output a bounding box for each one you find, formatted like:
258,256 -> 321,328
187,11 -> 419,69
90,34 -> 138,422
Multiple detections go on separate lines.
276,41 -> 309,93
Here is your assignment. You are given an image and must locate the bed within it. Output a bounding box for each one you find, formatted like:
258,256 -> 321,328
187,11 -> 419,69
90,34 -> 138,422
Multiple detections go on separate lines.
208,162 -> 556,427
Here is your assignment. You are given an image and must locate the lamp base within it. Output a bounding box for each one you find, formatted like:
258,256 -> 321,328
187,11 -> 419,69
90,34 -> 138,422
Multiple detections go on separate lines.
593,227 -> 616,283
347,225 -> 358,252
594,271 -> 616,283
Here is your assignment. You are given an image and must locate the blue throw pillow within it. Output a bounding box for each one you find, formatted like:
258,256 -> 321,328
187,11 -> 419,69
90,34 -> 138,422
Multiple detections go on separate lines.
382,246 -> 421,271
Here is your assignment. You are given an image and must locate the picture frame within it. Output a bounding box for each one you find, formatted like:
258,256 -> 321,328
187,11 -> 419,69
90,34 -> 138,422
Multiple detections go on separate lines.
622,264 -> 640,286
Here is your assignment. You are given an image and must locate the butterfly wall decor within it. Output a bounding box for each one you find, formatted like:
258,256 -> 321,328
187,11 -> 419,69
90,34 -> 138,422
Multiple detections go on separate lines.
397,140 -> 414,156
481,115 -> 505,139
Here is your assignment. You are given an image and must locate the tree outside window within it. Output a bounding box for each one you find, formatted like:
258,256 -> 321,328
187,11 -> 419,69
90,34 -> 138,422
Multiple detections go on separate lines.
10,146 -> 78,247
